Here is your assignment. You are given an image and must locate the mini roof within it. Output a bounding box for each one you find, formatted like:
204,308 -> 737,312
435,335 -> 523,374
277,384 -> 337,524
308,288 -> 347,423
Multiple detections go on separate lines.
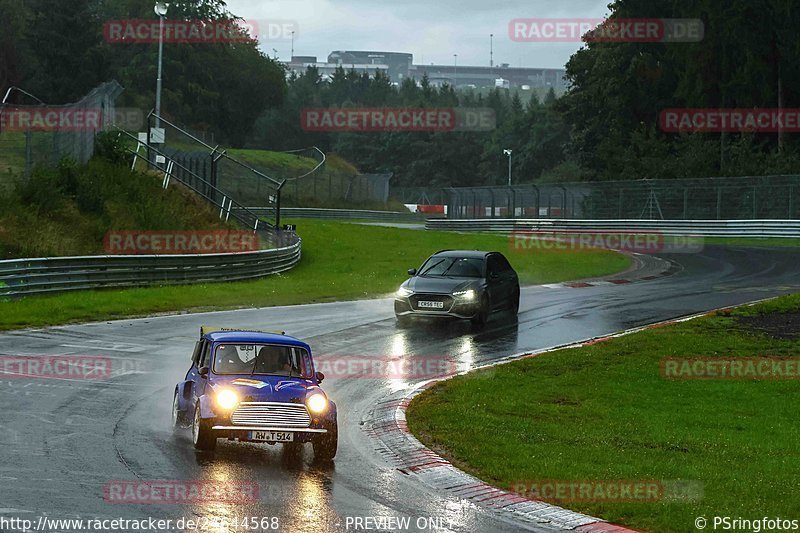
201,326 -> 285,337
200,327 -> 308,348
205,331 -> 308,346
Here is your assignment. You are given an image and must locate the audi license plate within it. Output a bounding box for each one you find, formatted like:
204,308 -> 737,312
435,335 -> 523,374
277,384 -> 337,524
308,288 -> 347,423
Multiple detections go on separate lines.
418,301 -> 444,309
249,431 -> 294,442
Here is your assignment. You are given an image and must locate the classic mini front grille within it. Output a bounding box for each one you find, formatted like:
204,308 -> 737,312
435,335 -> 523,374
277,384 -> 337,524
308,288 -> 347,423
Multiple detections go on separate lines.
231,402 -> 311,428
409,294 -> 454,312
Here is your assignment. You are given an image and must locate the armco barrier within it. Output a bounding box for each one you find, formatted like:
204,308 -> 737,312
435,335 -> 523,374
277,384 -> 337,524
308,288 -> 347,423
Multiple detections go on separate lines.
0,239 -> 301,297
425,218 -> 800,238
245,207 -> 429,221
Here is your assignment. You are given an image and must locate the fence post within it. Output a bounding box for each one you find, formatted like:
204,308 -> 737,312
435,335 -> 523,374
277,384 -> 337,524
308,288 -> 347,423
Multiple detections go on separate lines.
275,188 -> 282,228
683,188 -> 688,219
210,155 -> 218,204
716,188 -> 722,220
24,131 -> 32,178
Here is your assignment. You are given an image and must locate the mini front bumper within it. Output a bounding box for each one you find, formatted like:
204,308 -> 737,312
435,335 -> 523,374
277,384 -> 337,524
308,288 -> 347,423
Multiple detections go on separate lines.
210,426 -> 328,443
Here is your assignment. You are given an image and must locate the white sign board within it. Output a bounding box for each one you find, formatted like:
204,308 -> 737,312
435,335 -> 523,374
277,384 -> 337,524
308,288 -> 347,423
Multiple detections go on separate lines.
150,128 -> 166,144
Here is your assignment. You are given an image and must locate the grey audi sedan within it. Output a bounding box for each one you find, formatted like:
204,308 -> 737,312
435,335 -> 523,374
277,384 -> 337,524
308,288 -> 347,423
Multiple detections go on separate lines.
394,250 -> 520,327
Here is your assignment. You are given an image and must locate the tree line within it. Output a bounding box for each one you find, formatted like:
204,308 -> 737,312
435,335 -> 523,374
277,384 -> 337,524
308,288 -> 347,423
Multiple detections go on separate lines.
0,0 -> 285,146
263,0 -> 800,186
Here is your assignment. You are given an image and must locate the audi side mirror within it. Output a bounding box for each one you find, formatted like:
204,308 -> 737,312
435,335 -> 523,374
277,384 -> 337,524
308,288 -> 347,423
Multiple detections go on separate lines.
407,268 -> 417,276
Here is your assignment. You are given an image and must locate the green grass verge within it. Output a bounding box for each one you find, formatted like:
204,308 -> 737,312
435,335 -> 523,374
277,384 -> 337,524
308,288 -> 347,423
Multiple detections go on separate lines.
0,219 -> 629,331
407,294 -> 800,533
704,237 -> 800,247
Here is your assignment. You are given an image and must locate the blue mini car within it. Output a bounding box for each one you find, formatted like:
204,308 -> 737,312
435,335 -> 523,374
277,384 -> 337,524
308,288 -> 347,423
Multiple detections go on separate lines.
172,327 -> 337,460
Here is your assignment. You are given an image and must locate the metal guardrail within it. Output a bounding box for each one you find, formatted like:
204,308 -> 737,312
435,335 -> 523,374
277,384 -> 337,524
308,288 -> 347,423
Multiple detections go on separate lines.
426,219 -> 800,238
0,240 -> 301,298
244,207 -> 430,221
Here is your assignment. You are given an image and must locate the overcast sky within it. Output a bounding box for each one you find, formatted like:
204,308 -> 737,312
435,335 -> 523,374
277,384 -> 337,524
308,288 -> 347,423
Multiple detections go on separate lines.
225,0 -> 611,69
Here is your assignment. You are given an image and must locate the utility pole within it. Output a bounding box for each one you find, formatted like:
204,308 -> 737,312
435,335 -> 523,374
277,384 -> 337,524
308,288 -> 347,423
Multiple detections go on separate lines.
154,2 -> 168,129
503,149 -> 512,186
490,33 -> 494,76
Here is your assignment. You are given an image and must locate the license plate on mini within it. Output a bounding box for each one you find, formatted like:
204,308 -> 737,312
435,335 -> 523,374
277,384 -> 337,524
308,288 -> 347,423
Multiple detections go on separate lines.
249,431 -> 294,442
418,301 -> 444,309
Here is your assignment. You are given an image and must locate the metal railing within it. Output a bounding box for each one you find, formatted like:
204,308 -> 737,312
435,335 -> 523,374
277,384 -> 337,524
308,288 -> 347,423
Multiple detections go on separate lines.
0,241 -> 302,298
243,207 -> 427,221
117,128 -> 297,249
144,112 -> 286,227
426,218 -> 800,237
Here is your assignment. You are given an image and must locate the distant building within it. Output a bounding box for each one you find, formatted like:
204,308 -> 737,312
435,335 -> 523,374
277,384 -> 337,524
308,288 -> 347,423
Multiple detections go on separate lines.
283,51 -> 567,90
285,55 -> 389,82
411,63 -> 566,90
328,51 -> 413,82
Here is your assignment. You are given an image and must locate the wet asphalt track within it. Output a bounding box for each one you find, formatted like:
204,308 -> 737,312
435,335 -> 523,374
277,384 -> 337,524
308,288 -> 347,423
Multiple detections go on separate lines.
1,245 -> 799,533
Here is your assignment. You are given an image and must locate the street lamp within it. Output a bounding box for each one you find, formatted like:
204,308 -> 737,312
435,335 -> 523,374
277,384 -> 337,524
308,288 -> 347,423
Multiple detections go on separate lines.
154,2 -> 169,129
453,54 -> 457,87
503,149 -> 512,186
490,33 -> 494,75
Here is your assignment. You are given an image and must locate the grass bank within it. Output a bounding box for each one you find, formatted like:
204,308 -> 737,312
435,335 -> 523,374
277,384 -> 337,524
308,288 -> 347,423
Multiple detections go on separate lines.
407,294 -> 800,532
0,219 -> 629,331
0,157 -> 231,259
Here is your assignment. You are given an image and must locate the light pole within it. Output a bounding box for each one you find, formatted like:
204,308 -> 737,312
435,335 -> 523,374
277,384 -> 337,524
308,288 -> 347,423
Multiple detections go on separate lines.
453,54 -> 457,87
490,33 -> 494,76
503,149 -> 512,186
291,31 -> 295,59
154,2 -> 168,129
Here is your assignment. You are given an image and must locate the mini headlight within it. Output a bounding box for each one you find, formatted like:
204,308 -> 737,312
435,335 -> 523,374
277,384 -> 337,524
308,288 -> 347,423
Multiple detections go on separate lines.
306,393 -> 328,414
453,289 -> 476,300
396,287 -> 413,297
215,389 -> 239,410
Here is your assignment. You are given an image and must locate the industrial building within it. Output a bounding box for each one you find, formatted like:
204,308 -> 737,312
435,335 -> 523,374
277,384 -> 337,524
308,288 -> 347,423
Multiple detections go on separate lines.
284,51 -> 567,90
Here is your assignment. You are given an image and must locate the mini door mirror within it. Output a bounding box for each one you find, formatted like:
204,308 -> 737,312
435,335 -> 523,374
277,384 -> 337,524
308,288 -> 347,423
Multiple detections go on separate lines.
407,268 -> 417,276
199,366 -> 209,377
316,371 -> 325,383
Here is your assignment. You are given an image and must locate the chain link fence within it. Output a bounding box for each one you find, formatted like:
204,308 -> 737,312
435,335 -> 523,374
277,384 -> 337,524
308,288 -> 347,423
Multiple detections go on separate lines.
444,176 -> 800,220
391,187 -> 447,206
0,81 -> 125,191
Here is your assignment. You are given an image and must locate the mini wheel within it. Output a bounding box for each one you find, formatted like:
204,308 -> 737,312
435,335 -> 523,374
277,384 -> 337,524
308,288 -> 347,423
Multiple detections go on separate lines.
192,402 -> 216,451
312,424 -> 338,461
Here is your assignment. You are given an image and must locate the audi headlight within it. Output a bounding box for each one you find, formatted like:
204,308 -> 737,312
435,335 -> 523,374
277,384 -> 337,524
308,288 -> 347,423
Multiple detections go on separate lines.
396,287 -> 413,297
453,289 -> 476,301
306,393 -> 329,414
215,389 -> 239,411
